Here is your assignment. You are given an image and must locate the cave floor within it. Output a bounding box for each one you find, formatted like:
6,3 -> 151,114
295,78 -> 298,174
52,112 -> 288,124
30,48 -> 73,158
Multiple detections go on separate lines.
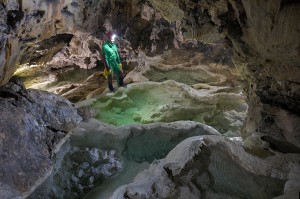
19,49 -> 253,199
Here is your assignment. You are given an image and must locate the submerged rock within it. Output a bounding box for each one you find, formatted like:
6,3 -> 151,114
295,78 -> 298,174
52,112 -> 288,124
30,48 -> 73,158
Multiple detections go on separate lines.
29,120 -> 220,199
49,147 -> 122,199
89,80 -> 247,136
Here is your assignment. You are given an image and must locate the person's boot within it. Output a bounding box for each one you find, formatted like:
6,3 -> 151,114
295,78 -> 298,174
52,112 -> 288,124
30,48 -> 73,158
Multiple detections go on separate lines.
118,71 -> 126,87
108,75 -> 114,92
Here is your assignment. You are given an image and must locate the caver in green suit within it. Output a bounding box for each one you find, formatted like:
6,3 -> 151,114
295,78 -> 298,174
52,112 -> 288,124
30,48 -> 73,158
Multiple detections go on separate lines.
102,32 -> 124,92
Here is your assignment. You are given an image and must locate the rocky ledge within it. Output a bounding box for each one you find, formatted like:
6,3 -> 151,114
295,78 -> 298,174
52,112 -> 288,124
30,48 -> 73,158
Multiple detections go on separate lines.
0,79 -> 82,198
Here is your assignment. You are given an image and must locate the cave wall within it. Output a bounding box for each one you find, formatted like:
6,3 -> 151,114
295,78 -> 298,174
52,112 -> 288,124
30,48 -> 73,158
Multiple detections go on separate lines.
228,0 -> 300,150
0,0 -> 184,83
146,0 -> 300,150
1,0 -> 300,150
0,0 -> 128,82
0,79 -> 83,198
0,0 -> 75,84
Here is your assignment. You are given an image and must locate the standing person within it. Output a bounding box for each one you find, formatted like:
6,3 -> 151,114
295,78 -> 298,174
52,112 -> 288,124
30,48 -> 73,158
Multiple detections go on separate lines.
102,32 -> 124,92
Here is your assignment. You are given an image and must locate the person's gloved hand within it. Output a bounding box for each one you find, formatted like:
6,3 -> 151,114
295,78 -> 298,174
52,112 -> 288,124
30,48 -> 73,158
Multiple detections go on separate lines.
118,63 -> 122,69
103,68 -> 111,78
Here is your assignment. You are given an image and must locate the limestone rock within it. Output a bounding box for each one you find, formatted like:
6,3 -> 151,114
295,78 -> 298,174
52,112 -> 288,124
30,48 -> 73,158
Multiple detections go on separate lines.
59,72 -> 105,103
90,80 -> 247,136
0,79 -> 82,198
47,147 -> 122,199
29,120 -> 220,199
0,0 -> 299,198
0,0 -> 182,86
111,135 -> 300,199
46,33 -> 103,69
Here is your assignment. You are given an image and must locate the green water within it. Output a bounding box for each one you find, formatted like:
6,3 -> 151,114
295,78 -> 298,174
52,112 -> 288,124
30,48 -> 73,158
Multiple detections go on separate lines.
92,82 -> 247,135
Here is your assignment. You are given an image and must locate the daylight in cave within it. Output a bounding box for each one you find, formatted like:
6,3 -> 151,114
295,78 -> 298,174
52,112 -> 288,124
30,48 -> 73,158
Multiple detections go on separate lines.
0,1 -> 299,199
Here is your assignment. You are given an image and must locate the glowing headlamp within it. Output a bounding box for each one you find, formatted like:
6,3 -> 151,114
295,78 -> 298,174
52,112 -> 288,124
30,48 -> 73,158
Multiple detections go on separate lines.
111,34 -> 117,41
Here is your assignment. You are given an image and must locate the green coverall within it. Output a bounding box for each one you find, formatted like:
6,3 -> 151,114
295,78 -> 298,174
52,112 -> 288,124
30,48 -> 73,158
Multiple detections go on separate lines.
102,41 -> 124,91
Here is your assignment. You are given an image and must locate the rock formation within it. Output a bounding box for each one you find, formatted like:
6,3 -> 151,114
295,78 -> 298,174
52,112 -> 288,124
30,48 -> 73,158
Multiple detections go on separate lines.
0,0 -> 299,198
111,135 -> 300,199
29,120 -> 220,199
0,79 -> 83,198
89,80 -> 247,136
1,0 -> 299,151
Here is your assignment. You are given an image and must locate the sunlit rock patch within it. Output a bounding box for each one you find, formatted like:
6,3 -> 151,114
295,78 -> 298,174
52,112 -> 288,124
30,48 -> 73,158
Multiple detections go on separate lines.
13,64 -> 50,89
14,65 -> 106,102
14,65 -> 100,90
13,60 -> 136,103
90,80 -> 247,136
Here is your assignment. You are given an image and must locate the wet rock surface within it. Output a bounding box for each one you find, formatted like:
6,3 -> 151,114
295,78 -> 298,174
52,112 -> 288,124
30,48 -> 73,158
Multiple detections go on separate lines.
28,120 -> 220,199
111,135 -> 299,199
14,65 -> 106,102
142,45 -> 236,87
0,0 -> 299,198
0,79 -> 82,198
43,147 -> 122,199
90,80 -> 247,136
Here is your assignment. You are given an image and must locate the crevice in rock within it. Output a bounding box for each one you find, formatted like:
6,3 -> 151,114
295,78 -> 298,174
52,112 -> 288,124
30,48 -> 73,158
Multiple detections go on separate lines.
261,135 -> 300,154
7,10 -> 24,29
163,165 -> 174,181
256,81 -> 300,116
123,191 -> 131,199
32,10 -> 45,18
0,90 -> 19,100
46,125 -> 67,134
280,0 -> 300,10
45,126 -> 68,159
